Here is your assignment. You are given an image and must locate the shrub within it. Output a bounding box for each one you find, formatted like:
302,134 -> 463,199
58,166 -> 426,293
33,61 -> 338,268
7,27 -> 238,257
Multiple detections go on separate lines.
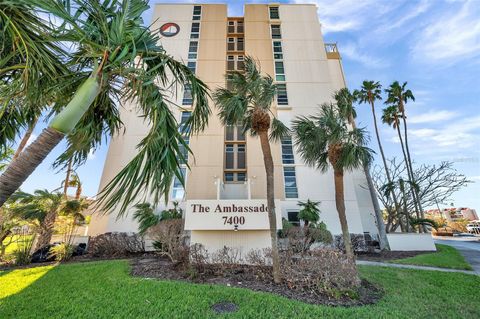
277,218 -> 294,238
298,200 -> 321,226
280,248 -> 360,298
308,222 -> 333,244
88,232 -> 145,257
13,234 -> 35,266
49,243 -> 74,261
334,233 -> 367,253
149,219 -> 186,263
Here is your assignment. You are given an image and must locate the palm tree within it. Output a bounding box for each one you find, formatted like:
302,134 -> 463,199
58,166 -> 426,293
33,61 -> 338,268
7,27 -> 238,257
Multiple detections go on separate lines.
354,81 -> 405,231
384,82 -> 425,228
0,1 -> 211,215
382,105 -> 421,225
297,200 -> 321,227
293,103 -> 374,258
10,189 -> 84,251
213,56 -> 289,283
335,88 -> 389,250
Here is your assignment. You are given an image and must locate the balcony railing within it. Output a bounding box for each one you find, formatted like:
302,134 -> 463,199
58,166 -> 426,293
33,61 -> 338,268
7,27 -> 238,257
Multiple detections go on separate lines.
325,43 -> 340,59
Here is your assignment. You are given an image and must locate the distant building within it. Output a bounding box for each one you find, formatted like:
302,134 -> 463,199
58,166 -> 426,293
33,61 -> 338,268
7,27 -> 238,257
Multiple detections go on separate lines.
426,207 -> 478,222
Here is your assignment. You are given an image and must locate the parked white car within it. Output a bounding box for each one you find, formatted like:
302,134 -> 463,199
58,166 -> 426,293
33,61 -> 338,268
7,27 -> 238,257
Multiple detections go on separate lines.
466,221 -> 480,234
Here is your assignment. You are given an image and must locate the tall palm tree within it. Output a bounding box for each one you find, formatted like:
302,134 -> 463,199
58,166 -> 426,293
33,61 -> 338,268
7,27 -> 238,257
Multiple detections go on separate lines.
213,56 -> 289,283
382,105 -> 421,225
293,103 -> 374,258
354,81 -> 405,231
0,1 -> 211,215
335,88 -> 389,250
384,82 -> 425,228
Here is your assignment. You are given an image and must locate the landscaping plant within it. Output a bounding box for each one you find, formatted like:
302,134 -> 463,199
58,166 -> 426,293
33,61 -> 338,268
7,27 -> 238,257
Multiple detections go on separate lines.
213,56 -> 290,283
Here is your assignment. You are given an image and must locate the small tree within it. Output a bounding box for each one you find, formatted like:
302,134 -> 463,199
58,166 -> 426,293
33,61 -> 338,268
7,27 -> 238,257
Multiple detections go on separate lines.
297,200 -> 321,227
293,103 -> 374,258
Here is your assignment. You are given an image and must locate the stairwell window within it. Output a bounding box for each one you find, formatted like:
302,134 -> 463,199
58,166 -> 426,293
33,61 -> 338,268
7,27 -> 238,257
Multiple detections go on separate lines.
182,84 -> 192,105
237,56 -> 245,70
172,167 -> 187,200
276,83 -> 288,106
227,38 -> 235,51
271,25 -> 281,39
188,41 -> 198,59
228,21 -> 235,33
237,38 -> 244,51
275,61 -> 285,81
193,5 -> 201,19
191,23 -> 200,38
283,167 -> 298,198
273,41 -> 283,59
269,6 -> 279,19
281,136 -> 295,164
187,61 -> 196,74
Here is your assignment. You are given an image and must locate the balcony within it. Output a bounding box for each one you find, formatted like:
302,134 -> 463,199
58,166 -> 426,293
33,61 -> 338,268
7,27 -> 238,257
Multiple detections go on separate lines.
325,43 -> 341,59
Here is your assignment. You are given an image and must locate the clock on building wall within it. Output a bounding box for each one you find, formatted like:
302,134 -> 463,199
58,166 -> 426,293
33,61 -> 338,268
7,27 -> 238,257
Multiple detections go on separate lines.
159,22 -> 180,37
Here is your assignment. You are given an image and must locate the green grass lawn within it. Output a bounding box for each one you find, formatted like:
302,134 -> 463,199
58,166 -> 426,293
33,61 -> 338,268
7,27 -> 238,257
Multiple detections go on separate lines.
390,244 -> 473,270
0,260 -> 479,318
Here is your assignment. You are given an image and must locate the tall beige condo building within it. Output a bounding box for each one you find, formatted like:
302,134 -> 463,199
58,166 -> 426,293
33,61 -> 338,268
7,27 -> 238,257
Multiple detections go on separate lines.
89,3 -> 379,250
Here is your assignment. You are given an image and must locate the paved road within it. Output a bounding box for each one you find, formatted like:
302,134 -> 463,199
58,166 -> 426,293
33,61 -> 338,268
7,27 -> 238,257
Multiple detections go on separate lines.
434,237 -> 480,274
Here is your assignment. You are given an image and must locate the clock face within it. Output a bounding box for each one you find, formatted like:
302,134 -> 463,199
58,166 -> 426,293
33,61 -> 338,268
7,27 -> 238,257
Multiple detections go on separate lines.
160,23 -> 180,37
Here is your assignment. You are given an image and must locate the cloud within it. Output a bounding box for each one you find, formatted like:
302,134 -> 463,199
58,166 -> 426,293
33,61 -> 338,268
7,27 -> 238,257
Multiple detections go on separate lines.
408,115 -> 480,156
340,42 -> 390,68
411,1 -> 480,64
409,110 -> 458,124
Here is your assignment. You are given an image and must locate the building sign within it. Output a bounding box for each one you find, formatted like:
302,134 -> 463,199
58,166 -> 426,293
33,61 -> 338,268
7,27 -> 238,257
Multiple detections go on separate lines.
159,22 -> 180,37
185,200 -> 282,230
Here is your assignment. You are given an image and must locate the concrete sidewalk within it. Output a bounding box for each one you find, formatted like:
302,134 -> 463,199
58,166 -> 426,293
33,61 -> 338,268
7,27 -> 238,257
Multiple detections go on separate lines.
356,260 -> 478,275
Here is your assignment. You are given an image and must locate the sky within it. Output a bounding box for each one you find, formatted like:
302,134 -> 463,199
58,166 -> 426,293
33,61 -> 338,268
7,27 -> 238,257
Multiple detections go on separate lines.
15,0 -> 480,210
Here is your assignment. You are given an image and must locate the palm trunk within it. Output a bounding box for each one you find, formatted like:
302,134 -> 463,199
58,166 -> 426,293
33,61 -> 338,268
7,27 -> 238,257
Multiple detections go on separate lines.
13,117 -> 38,160
34,210 -> 57,251
369,100 -> 403,230
64,159 -> 72,197
334,168 -> 354,258
401,112 -> 426,231
395,124 -> 421,232
258,130 -> 281,284
349,117 -> 389,248
0,76 -> 100,208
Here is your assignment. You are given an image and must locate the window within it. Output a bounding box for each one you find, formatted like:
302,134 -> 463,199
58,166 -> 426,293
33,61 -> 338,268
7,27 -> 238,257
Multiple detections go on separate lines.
283,167 -> 298,198
225,144 -> 234,169
281,136 -> 294,164
277,83 -> 288,105
225,124 -> 244,141
288,211 -> 300,226
237,144 -> 246,169
182,84 -> 192,105
178,136 -> 190,164
179,111 -> 191,133
269,6 -> 279,19
237,38 -> 244,51
237,21 -> 244,33
227,55 -> 235,71
273,41 -> 283,59
188,41 -> 198,59
228,21 -> 235,33
172,167 -> 186,200
224,144 -> 246,170
193,5 -> 201,15
193,15 -> 200,21
191,22 -> 200,38
275,61 -> 285,81
227,38 -> 235,51
187,61 -> 196,74
271,25 -> 281,39
237,55 -> 245,70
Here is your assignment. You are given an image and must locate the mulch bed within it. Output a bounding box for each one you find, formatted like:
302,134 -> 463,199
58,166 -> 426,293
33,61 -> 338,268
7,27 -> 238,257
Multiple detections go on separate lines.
130,255 -> 384,307
356,250 -> 430,262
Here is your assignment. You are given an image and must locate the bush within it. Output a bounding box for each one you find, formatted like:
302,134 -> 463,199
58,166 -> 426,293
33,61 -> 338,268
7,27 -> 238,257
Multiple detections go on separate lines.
13,234 -> 35,266
334,234 -> 367,253
88,232 -> 145,257
277,218 -> 294,238
48,243 -> 75,261
308,222 -> 333,245
149,219 -> 186,263
280,249 -> 360,298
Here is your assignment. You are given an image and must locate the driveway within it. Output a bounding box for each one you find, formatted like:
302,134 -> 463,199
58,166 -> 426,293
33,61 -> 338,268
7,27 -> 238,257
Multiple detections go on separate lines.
434,236 -> 480,274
